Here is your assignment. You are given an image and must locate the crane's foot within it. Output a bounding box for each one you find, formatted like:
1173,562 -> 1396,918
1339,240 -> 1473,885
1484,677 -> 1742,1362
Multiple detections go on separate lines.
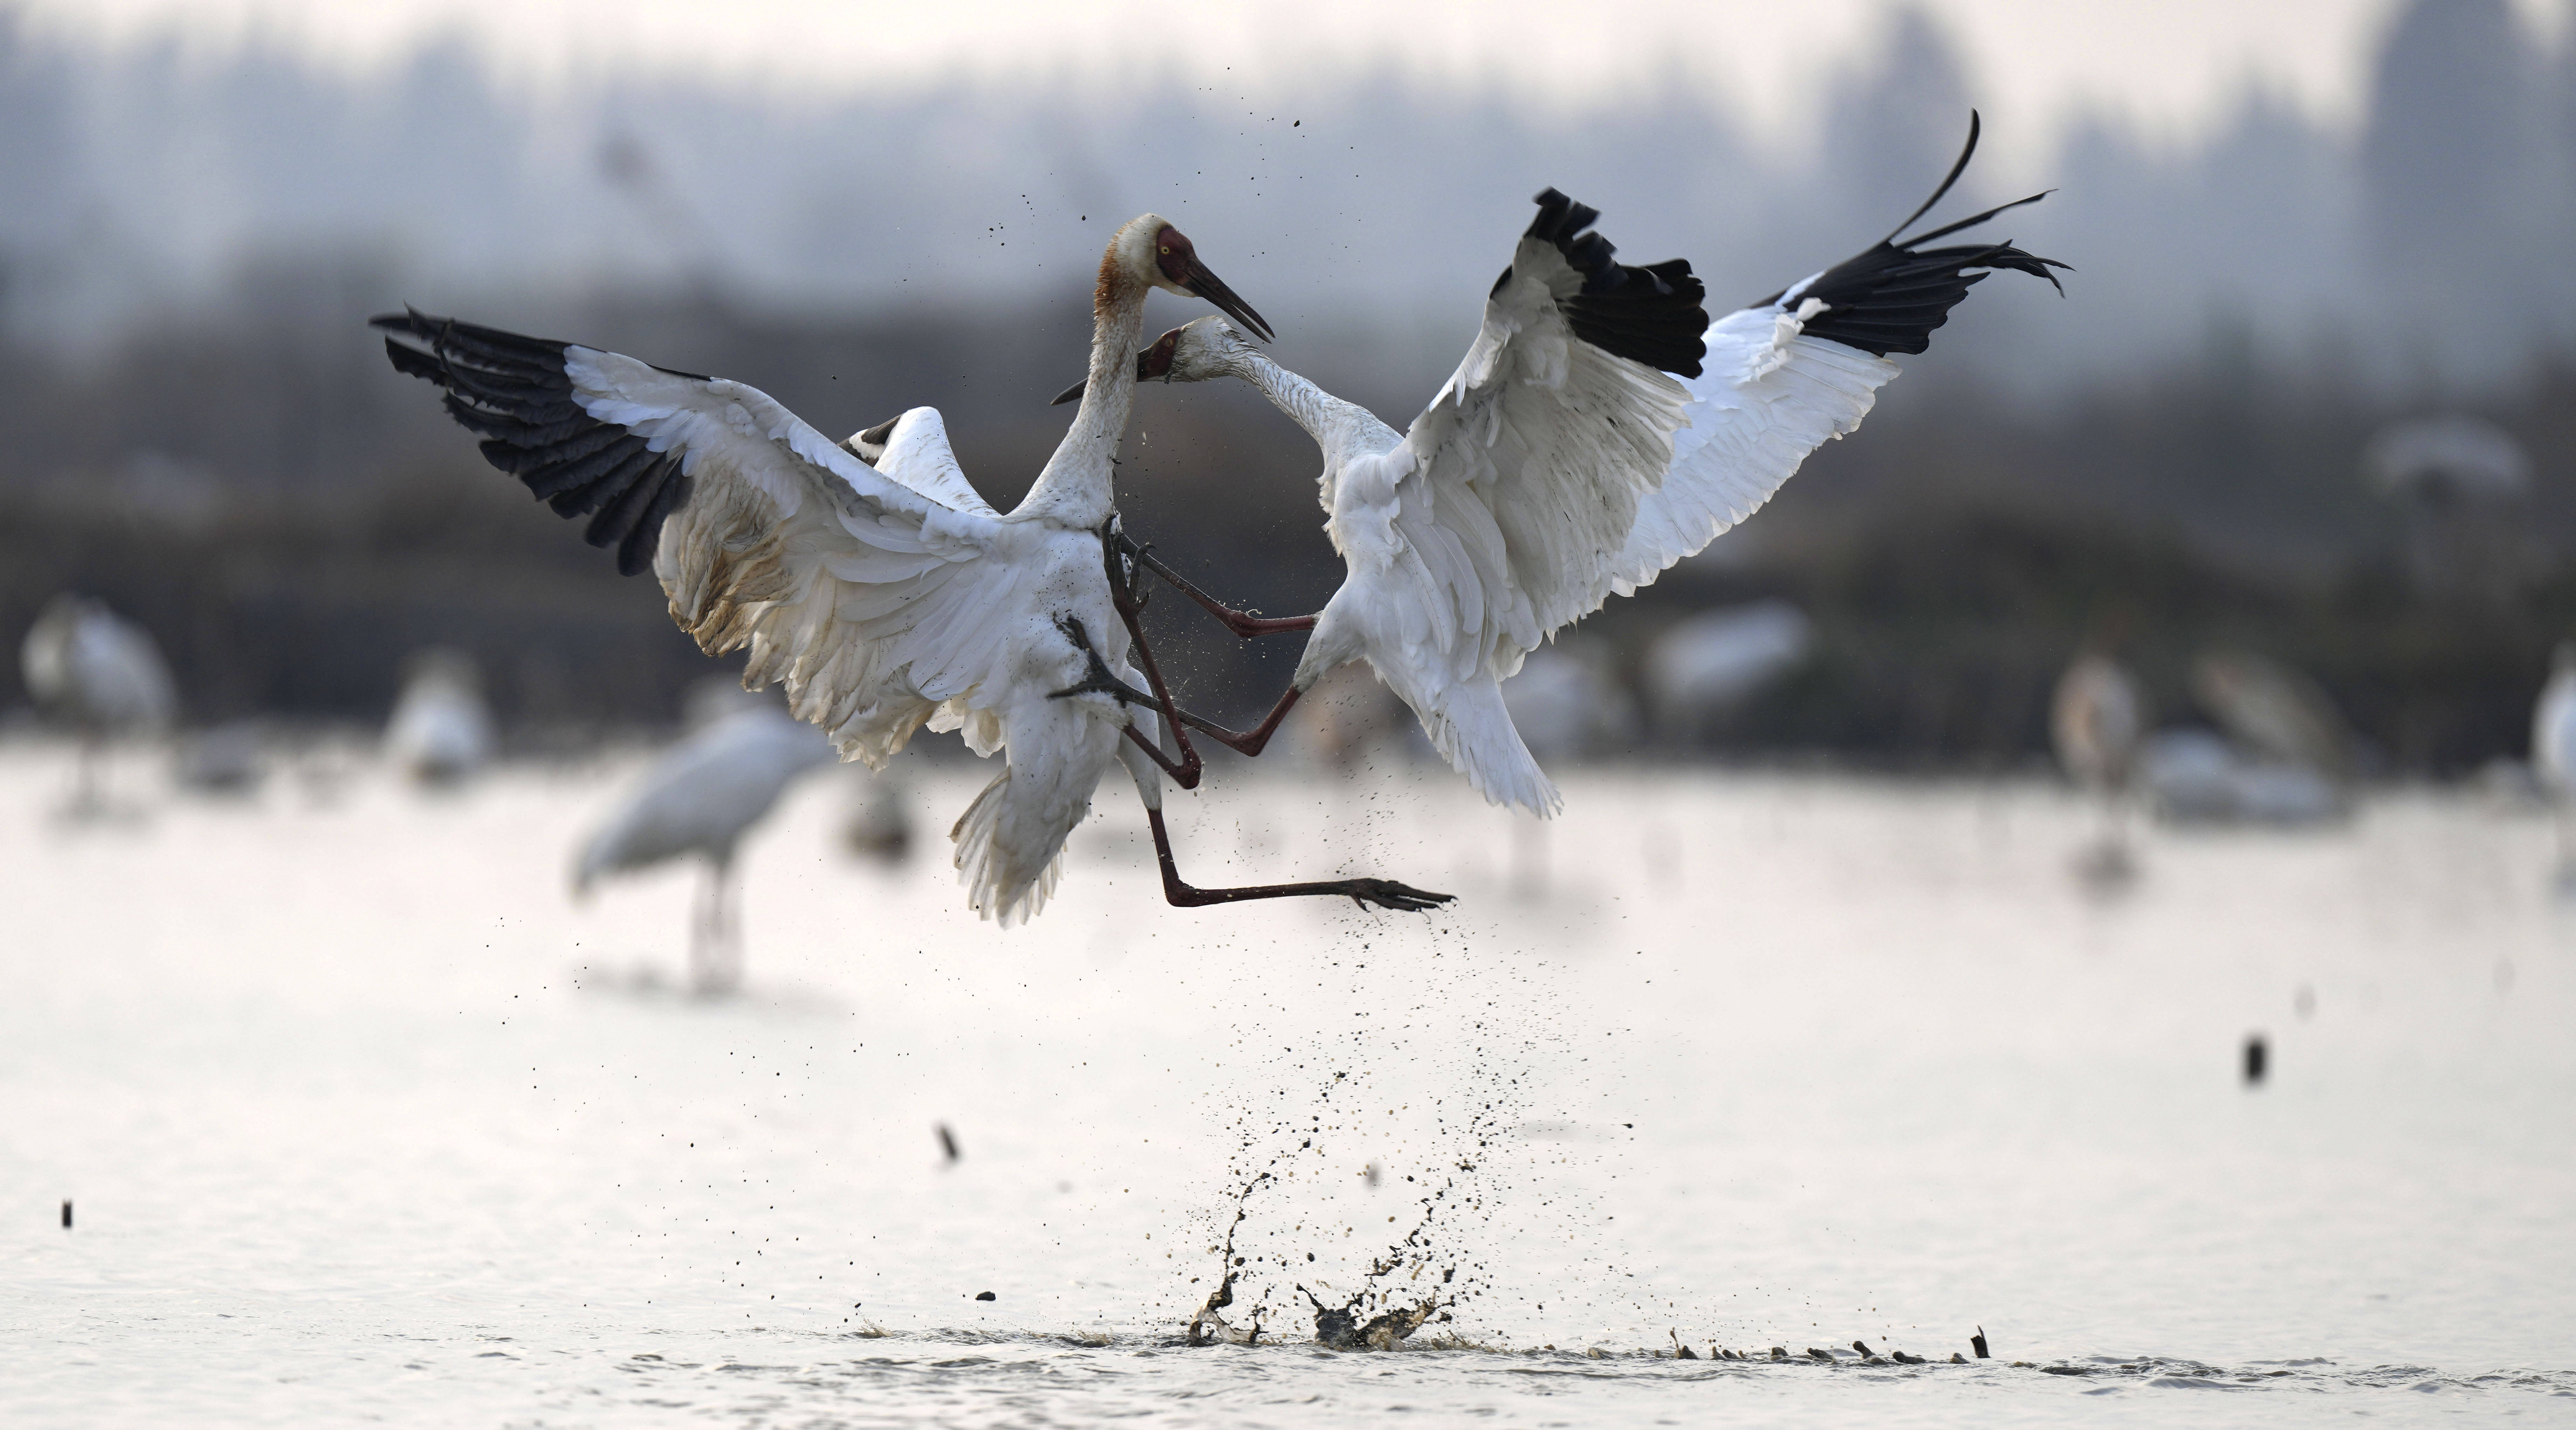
1332,879 -> 1455,913
1162,873 -> 1455,913
1047,614 -> 1159,707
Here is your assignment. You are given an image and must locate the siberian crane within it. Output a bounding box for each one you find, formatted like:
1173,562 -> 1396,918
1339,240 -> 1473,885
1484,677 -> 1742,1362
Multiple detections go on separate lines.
1069,116 -> 2064,815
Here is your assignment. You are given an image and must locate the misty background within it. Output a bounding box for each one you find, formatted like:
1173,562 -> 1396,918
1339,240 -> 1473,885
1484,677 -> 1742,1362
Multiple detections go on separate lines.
4,0 -> 2573,770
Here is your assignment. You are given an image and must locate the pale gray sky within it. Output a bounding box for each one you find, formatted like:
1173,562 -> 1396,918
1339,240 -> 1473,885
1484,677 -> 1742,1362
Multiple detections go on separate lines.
17,0 -> 2564,147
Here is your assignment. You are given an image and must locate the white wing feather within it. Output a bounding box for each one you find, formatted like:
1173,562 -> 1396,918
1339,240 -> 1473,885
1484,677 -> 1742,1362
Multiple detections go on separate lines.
1606,300 -> 1901,596
560,349 -> 1019,768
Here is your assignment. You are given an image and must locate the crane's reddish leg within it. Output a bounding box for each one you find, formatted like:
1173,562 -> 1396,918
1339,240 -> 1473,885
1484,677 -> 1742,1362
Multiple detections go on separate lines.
1130,545 -> 1318,640
1141,806 -> 1452,913
1090,523 -> 1304,762
1050,613 -> 1203,790
1167,687 -> 1303,757
1094,528 -> 1204,790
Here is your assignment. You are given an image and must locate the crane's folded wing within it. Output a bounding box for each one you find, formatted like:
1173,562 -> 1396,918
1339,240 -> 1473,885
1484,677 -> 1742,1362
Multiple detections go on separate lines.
375,313 -> 1019,766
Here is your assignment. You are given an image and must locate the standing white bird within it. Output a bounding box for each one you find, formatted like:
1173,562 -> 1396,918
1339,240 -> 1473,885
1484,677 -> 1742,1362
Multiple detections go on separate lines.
2531,642 -> 2576,884
2052,649 -> 2146,882
575,703 -> 836,996
383,648 -> 496,786
19,592 -> 177,812
1073,116 -> 2063,816
375,214 -> 1446,922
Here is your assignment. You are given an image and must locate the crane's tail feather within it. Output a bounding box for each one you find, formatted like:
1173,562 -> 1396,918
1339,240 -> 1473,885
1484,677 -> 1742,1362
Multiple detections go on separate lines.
1753,111 -> 2070,359
1408,675 -> 1563,819
949,766 -> 1065,928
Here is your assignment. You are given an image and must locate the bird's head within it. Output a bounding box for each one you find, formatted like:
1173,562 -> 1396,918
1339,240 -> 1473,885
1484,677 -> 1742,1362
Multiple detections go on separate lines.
1099,214 -> 1273,342
1051,318 -> 1256,406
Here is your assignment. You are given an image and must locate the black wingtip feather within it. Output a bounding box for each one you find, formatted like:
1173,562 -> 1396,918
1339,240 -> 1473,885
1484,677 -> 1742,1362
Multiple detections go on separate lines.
375,307 -> 692,574
1521,190 -> 1709,378
1753,116 -> 2070,358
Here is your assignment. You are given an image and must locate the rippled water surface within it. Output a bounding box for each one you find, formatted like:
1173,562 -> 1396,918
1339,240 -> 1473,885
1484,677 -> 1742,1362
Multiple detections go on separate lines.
3,742 -> 2572,1426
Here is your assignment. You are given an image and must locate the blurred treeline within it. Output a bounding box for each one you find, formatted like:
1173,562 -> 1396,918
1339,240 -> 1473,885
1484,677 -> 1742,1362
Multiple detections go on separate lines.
3,0 -> 2574,770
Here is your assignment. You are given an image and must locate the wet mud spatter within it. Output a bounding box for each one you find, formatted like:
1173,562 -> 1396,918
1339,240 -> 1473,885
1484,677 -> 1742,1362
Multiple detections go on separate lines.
1188,1046 -> 1519,1350
1303,1283 -> 1449,1350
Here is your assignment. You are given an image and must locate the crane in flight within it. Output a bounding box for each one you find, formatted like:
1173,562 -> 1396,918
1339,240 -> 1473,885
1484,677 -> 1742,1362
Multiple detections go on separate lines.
374,213 -> 1448,923
1068,115 -> 2064,816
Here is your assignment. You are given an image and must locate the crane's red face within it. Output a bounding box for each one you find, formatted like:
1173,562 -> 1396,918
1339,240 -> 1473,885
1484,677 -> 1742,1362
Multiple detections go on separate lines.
1150,224 -> 1273,342
1152,226 -> 1195,285
1137,326 -> 1183,381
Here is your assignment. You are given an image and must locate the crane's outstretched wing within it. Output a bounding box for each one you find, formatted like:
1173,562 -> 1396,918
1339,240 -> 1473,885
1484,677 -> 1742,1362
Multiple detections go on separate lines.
1608,113 -> 2069,594
374,311 -> 1017,766
1386,190 -> 1709,683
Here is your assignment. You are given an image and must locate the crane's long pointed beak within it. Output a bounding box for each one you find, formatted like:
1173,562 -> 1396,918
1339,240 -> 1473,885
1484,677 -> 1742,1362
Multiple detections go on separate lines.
1180,258 -> 1272,343
1050,349 -> 1167,407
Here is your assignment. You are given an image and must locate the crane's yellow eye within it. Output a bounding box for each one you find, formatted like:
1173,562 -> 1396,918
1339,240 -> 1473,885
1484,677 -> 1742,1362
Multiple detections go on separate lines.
1159,246 -> 1170,254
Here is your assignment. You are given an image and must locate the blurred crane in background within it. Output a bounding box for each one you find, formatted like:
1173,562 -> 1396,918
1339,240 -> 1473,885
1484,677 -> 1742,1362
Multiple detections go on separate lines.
18,593 -> 175,815
840,771 -> 915,867
2362,414 -> 2538,605
2141,651 -> 2353,826
383,648 -> 495,787
574,699 -> 835,996
2530,643 -> 2576,889
1645,602 -> 1815,747
2051,648 -> 2145,885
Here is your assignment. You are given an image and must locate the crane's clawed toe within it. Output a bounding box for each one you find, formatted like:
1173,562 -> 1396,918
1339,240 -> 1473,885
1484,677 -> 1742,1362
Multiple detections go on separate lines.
1097,527 -> 1155,614
1343,879 -> 1456,913
1047,614 -> 1158,707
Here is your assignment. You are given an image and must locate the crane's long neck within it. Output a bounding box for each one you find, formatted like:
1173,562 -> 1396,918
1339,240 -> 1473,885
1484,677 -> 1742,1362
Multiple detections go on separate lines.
1015,283 -> 1149,526
1231,349 -> 1396,456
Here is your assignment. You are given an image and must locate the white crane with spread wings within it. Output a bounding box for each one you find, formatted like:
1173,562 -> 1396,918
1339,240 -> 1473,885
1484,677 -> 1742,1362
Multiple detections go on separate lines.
1071,116 -> 2065,816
